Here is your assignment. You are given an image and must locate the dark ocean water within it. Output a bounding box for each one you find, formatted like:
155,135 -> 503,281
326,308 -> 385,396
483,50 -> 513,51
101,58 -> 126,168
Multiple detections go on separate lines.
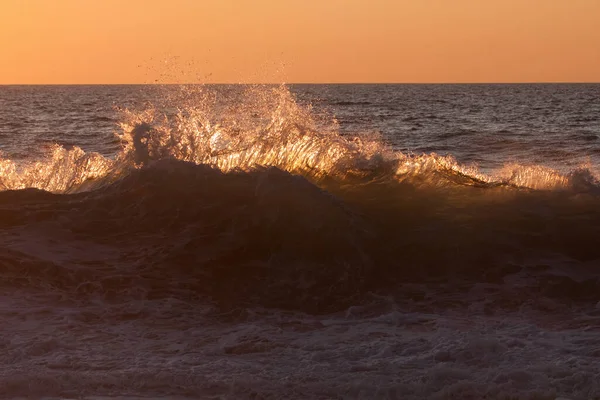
0,84 -> 599,399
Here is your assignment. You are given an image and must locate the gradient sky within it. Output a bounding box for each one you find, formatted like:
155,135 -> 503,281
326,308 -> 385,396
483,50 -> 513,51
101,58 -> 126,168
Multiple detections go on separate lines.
1,0 -> 599,84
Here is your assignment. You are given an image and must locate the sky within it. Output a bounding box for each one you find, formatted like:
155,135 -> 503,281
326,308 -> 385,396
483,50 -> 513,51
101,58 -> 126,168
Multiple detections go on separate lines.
1,0 -> 599,84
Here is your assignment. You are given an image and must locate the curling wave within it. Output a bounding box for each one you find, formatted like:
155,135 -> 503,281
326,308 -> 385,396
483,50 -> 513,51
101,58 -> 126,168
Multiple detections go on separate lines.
0,84 -> 597,194
0,84 -> 599,312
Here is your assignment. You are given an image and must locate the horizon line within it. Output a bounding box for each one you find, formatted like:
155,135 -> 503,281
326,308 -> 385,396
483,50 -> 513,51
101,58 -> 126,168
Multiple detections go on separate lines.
1,81 -> 600,86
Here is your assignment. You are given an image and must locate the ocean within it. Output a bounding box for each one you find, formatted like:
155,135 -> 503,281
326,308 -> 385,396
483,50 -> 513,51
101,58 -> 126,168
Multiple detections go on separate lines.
0,83 -> 599,399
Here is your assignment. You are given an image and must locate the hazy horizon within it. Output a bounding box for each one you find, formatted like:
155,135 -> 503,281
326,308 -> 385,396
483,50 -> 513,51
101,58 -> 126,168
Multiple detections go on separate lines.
2,81 -> 600,86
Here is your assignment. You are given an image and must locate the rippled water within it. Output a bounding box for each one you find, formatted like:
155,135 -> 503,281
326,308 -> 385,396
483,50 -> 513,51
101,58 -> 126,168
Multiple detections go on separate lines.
0,84 -> 599,399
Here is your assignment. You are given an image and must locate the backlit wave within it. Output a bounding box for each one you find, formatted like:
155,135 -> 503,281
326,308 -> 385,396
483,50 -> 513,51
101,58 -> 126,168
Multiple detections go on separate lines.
0,84 -> 597,194
0,84 -> 599,312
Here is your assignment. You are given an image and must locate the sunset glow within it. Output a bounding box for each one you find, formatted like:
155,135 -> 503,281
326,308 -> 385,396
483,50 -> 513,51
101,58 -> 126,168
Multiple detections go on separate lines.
1,0 -> 599,84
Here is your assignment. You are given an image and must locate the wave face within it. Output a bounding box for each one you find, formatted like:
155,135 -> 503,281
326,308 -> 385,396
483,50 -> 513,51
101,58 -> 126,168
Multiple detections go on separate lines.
0,84 -> 600,312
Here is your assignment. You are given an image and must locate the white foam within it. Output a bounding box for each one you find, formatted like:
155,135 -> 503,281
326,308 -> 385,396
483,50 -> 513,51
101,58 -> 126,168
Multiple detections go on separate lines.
1,293 -> 598,398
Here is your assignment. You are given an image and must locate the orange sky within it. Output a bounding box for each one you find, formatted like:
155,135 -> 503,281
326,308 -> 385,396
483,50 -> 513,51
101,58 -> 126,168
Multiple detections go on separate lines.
1,0 -> 599,84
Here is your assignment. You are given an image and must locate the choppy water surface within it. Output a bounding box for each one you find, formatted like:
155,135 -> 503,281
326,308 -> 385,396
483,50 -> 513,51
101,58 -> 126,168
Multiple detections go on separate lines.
0,84 -> 599,399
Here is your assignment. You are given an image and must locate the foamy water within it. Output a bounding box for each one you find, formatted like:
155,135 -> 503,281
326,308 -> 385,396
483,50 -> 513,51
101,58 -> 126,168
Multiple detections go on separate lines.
0,84 -> 599,399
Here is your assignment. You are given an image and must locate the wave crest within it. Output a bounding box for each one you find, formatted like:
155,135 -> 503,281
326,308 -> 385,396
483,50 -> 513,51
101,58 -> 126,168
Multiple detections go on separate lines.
0,145 -> 114,193
0,84 -> 597,194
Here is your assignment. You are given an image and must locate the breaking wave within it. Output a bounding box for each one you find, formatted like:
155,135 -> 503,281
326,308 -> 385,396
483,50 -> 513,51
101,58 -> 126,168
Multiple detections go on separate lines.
1,84 -> 599,312
0,84 -> 597,194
